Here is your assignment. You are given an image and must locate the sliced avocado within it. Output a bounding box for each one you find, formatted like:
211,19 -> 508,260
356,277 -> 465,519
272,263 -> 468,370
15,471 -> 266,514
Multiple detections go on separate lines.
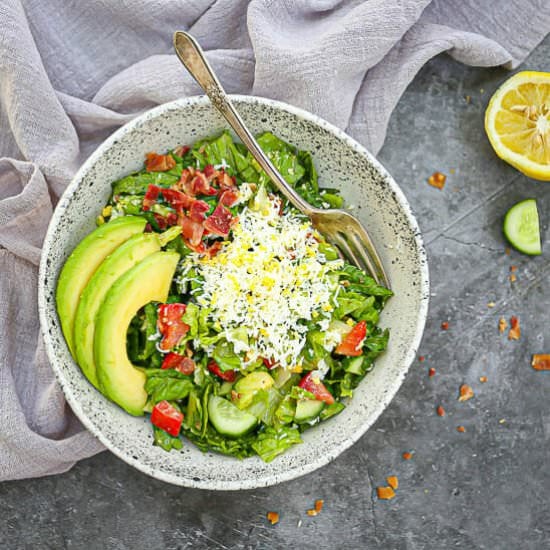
56,216 -> 147,357
295,399 -> 324,423
94,251 -> 179,416
73,233 -> 162,388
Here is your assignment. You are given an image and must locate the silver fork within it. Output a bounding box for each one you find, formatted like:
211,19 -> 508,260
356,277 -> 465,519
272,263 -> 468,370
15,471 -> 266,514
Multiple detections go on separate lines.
173,31 -> 389,288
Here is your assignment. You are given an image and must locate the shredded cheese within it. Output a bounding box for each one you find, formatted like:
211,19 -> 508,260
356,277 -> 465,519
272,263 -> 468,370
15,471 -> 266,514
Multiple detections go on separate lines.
180,195 -> 342,369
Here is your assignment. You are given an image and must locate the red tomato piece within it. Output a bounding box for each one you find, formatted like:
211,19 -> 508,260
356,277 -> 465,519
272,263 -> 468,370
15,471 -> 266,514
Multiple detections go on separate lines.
173,145 -> 190,158
298,372 -> 335,405
161,352 -> 196,375
142,184 -> 161,211
334,320 -> 367,356
204,203 -> 234,237
145,153 -> 176,172
188,199 -> 210,223
151,400 -> 183,436
207,360 -> 237,382
157,303 -> 189,351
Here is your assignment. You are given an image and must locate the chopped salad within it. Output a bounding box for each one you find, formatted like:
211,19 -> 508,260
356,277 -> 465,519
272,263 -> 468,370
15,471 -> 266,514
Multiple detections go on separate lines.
83,131 -> 392,461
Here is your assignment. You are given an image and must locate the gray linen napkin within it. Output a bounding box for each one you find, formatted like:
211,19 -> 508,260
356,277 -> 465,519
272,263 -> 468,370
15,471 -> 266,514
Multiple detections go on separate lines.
0,0 -> 548,480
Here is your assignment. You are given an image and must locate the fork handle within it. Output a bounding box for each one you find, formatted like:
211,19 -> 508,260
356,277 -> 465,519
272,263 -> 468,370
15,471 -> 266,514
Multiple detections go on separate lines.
173,31 -> 313,214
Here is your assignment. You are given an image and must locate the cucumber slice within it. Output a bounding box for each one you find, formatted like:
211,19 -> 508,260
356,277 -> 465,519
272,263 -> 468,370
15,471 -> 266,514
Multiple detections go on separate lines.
503,199 -> 542,255
208,395 -> 257,437
295,399 -> 324,423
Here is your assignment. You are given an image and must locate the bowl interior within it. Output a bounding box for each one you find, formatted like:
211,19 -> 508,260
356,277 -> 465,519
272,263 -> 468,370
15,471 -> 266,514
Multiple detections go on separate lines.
39,96 -> 429,490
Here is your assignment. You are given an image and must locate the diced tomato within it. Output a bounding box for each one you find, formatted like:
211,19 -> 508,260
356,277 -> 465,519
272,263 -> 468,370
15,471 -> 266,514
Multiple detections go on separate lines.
179,214 -> 205,247
188,199 -> 210,223
299,372 -> 335,405
145,152 -> 176,172
157,303 -> 189,351
207,360 -> 237,382
142,185 -> 161,211
204,203 -> 234,237
334,320 -> 367,356
219,189 -> 239,207
151,400 -> 183,436
262,357 -> 278,369
161,352 -> 196,375
173,145 -> 190,158
153,213 -> 168,230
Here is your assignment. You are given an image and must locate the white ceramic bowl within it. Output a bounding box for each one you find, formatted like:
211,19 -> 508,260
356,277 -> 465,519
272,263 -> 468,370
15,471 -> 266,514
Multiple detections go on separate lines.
38,95 -> 429,490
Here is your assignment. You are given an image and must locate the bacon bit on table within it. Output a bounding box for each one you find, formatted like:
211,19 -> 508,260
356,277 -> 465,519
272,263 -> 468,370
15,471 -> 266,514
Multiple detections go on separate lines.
508,316 -> 521,340
532,354 -> 550,371
441,321 -> 449,331
509,274 -> 517,283
479,376 -> 488,383
173,145 -> 190,157
376,486 -> 396,500
428,171 -> 447,190
266,512 -> 279,525
428,367 -> 436,377
457,426 -> 466,433
402,451 -> 413,460
510,265 -> 517,272
306,499 -> 324,516
437,405 -> 445,417
498,317 -> 508,333
418,355 -> 426,362
387,476 -> 399,490
458,384 -> 474,402
145,152 -> 176,172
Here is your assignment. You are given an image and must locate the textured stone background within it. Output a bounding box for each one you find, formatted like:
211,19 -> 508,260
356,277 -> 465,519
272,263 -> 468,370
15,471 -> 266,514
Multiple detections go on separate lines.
1,35 -> 549,550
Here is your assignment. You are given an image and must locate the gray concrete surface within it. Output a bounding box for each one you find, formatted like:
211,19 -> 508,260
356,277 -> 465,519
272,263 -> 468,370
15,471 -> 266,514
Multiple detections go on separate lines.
1,35 -> 549,550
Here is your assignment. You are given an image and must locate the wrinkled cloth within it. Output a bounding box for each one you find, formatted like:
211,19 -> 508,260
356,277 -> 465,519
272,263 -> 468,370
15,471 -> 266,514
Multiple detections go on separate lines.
0,0 -> 548,481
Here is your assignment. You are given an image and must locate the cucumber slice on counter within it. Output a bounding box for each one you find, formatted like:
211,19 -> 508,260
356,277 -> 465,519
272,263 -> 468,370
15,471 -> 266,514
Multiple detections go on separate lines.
208,395 -> 257,437
503,199 -> 541,255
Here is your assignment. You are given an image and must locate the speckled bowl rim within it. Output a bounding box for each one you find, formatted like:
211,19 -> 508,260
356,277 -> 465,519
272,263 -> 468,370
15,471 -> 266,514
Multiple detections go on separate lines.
39,95 -> 429,489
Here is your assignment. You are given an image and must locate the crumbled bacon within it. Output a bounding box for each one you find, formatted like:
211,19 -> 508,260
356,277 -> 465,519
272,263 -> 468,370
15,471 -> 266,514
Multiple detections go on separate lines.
161,188 -> 194,212
191,172 -> 217,196
498,317 -> 508,333
532,354 -> 550,371
219,188 -> 239,207
188,199 -> 210,223
402,452 -> 413,460
386,476 -> 398,490
479,376 -> 488,383
204,203 -> 235,237
179,215 -> 205,248
173,145 -> 190,158
216,170 -> 235,188
508,316 -> 520,340
203,164 -> 216,179
458,384 -> 474,402
376,486 -> 395,500
266,512 -> 279,525
428,367 -> 436,377
206,240 -> 225,258
441,321 -> 449,330
418,355 -> 425,362
153,213 -> 168,230
145,152 -> 176,172
142,185 -> 161,211
428,171 -> 446,190
436,405 -> 445,417
457,426 -> 466,433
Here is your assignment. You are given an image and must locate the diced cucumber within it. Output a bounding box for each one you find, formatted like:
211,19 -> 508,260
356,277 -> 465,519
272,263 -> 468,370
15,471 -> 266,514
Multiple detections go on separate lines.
503,199 -> 542,255
208,395 -> 257,437
345,356 -> 364,375
294,399 -> 325,423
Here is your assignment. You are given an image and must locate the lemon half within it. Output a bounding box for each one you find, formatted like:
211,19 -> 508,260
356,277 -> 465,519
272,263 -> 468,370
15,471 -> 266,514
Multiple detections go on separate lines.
485,71 -> 550,181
